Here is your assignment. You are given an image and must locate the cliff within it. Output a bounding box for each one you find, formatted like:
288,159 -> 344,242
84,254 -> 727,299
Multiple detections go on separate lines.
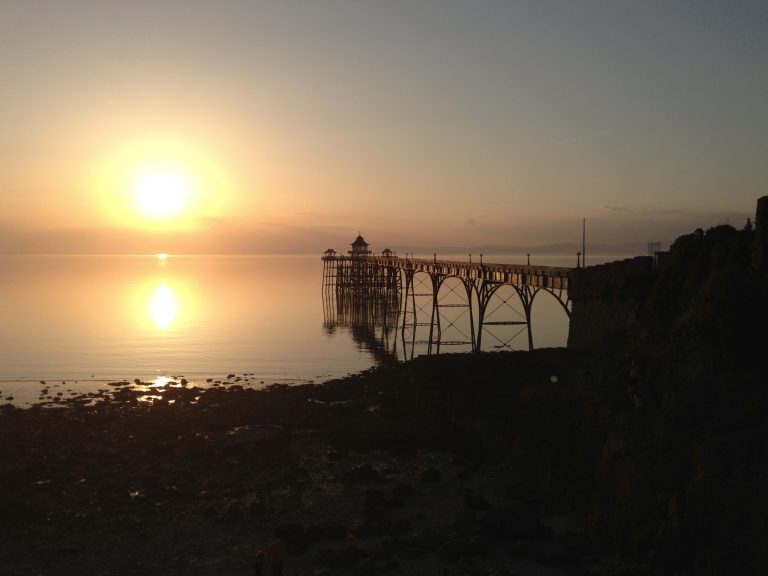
569,197 -> 768,367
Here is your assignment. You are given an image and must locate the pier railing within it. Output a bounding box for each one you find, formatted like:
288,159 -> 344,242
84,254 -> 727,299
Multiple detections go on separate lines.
361,256 -> 571,290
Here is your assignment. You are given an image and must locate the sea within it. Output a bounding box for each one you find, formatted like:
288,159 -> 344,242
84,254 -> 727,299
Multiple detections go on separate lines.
0,253 -> 626,407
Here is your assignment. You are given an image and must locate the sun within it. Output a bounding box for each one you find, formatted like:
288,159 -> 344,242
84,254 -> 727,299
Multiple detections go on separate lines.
134,170 -> 189,217
90,136 -> 237,230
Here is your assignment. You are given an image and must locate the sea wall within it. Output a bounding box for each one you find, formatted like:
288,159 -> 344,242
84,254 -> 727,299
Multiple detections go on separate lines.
752,195 -> 768,274
567,256 -> 656,349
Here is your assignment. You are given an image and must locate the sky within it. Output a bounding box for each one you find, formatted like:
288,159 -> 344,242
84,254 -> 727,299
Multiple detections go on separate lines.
1,0 -> 766,254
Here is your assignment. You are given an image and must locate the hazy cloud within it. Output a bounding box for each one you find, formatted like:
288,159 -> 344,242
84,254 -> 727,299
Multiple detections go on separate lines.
600,205 -> 686,218
601,205 -> 631,213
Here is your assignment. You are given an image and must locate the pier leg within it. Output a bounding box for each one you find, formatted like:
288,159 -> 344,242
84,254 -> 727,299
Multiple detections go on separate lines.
465,279 -> 477,350
517,285 -> 539,351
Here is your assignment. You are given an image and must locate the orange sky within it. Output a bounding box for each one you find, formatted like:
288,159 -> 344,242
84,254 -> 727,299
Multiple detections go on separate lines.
1,1 -> 765,254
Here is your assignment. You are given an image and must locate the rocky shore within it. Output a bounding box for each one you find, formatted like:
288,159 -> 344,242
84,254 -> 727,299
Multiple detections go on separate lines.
2,208 -> 767,575
0,350 -> 646,576
1,344 -> 765,576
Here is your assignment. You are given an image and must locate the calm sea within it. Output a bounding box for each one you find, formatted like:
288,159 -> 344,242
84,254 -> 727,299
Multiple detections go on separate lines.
0,253 -> 621,406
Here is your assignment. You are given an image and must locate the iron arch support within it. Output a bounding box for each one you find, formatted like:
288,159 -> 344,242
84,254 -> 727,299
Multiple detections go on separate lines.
541,287 -> 573,320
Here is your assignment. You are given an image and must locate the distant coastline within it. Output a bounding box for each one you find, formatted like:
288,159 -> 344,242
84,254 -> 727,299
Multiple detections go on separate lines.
0,242 -> 647,257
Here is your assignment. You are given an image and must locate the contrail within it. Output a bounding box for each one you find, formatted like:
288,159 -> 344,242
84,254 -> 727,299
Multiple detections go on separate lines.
557,131 -> 609,145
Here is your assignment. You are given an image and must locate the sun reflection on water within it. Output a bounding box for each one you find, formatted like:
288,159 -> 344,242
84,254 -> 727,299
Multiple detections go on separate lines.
152,375 -> 174,387
150,283 -> 177,329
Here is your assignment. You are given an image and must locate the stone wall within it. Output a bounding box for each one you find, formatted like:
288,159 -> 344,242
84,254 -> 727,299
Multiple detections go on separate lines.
567,256 -> 655,348
751,195 -> 768,274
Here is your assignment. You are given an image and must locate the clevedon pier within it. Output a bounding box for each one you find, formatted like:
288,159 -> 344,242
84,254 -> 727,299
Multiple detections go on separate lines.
322,234 -> 590,361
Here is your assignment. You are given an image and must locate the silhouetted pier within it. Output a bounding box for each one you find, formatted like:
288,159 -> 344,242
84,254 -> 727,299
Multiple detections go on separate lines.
322,236 -> 574,356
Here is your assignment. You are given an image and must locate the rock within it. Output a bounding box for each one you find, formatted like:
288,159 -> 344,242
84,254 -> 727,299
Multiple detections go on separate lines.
305,523 -> 325,543
464,492 -> 492,511
489,565 -> 515,576
274,521 -> 306,547
248,501 -> 266,516
357,517 -> 392,537
315,545 -> 368,569
364,488 -> 403,520
408,527 -> 443,551
438,535 -> 487,562
326,448 -> 349,460
481,499 -> 548,541
364,489 -> 388,518
389,517 -> 411,535
392,483 -> 414,499
344,463 -> 382,485
419,467 -> 442,483
376,558 -> 402,573
324,521 -> 348,540
0,498 -> 48,528
355,557 -> 377,576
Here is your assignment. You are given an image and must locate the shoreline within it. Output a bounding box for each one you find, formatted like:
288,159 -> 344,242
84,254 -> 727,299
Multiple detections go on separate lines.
0,374 -> 331,409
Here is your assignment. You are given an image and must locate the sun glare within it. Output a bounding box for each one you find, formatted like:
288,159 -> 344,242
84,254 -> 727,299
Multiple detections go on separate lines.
91,136 -> 237,230
135,170 -> 189,217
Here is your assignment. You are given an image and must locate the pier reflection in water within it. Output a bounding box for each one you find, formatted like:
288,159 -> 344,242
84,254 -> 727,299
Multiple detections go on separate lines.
323,281 -> 402,364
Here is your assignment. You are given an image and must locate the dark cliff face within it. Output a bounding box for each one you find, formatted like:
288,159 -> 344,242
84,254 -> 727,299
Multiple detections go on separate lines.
637,223 -> 763,369
567,256 -> 656,349
570,209 -> 767,371
564,211 -> 768,571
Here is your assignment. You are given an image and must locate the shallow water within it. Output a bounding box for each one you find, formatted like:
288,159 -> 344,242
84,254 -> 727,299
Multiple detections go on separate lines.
0,253 -> 626,406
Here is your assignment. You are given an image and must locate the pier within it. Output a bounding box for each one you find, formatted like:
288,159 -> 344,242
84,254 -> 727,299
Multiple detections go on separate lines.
322,235 -> 575,358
